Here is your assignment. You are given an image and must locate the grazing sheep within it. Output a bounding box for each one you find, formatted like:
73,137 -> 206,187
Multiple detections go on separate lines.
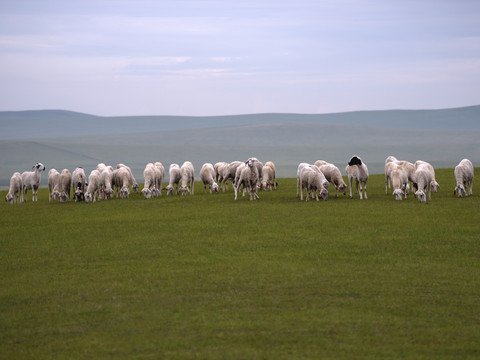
414,162 -> 434,203
384,156 -> 415,195
153,162 -> 165,196
72,167 -> 86,195
142,163 -> 156,199
414,160 -> 440,194
115,167 -> 132,198
200,163 -> 219,194
391,167 -> 409,200
116,163 -> 139,194
85,169 -> 101,203
5,172 -> 23,205
22,162 -> 45,202
164,163 -> 182,196
234,158 -> 260,201
48,168 -> 61,201
454,158 -> 474,197
100,166 -> 115,199
59,169 -> 72,202
261,161 -> 277,190
296,163 -> 310,198
224,161 -> 243,190
299,165 -> 329,201
179,161 -> 195,195
346,156 -> 369,200
214,162 -> 229,192
318,163 -> 347,198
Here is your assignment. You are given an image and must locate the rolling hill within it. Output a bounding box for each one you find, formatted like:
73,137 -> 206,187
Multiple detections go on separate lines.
1,106 -> 479,186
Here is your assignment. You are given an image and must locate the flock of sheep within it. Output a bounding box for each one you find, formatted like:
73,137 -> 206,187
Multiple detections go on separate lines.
4,156 -> 475,205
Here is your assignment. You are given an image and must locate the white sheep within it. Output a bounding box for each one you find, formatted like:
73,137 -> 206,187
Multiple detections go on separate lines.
153,162 -> 165,196
234,158 -> 260,201
164,163 -> 182,196
21,162 -> 45,202
346,156 -> 369,199
116,163 -> 139,194
116,167 -> 132,198
384,156 -> 415,195
296,163 -> 310,198
414,160 -> 440,194
318,163 -> 347,198
200,163 -> 219,194
142,163 -> 156,199
59,169 -> 72,202
224,161 -> 243,190
48,168 -> 61,201
5,172 -> 23,205
390,166 -> 409,200
72,167 -> 86,196
85,169 -> 101,203
299,165 -> 329,201
179,161 -> 195,195
261,161 -> 277,190
454,158 -> 474,197
214,162 -> 229,192
100,166 -> 115,199
414,162 -> 434,203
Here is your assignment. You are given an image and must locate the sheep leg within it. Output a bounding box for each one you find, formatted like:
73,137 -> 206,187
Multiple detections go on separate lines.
355,179 -> 361,199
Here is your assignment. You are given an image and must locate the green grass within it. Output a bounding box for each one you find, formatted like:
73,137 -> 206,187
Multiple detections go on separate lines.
1,169 -> 479,359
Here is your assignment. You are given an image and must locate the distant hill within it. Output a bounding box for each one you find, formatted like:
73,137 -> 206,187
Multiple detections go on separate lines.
1,105 -> 479,140
1,105 -> 479,186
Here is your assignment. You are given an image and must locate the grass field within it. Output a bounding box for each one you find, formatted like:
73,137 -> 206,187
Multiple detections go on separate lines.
1,169 -> 479,359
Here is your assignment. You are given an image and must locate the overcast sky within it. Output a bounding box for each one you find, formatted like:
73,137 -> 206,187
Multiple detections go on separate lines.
0,0 -> 479,116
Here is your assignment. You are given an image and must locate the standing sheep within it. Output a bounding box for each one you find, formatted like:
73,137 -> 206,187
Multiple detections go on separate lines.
85,169 -> 101,203
224,161 -> 243,190
116,167 -> 132,198
72,167 -> 86,197
59,169 -> 72,202
346,156 -> 369,200
414,162 -> 434,203
200,163 -> 219,194
116,163 -> 139,194
22,162 -> 46,202
48,168 -> 61,201
164,163 -> 182,196
214,162 -> 229,192
153,162 -> 165,196
100,166 -> 115,199
142,163 -> 156,199
318,163 -> 347,198
390,167 -> 409,201
414,160 -> 440,193
234,158 -> 260,201
454,159 -> 474,197
261,161 -> 277,190
179,161 -> 195,195
299,165 -> 329,201
5,172 -> 23,205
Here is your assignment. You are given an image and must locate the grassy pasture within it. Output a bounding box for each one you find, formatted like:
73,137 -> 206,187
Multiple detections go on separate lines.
1,169 -> 479,359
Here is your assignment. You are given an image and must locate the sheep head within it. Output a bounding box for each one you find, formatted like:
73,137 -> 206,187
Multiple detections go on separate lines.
142,188 -> 153,199
393,189 -> 403,201
454,185 -> 465,198
415,190 -> 426,203
5,193 -> 14,204
33,163 -> 46,172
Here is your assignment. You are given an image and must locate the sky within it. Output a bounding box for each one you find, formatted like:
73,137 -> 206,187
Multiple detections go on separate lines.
0,0 -> 479,116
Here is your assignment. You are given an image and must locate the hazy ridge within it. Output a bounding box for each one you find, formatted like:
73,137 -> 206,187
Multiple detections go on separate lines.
1,106 -> 479,185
